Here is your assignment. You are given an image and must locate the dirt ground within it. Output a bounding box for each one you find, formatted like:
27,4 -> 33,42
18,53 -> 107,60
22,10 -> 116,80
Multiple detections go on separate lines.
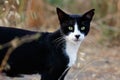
66,42 -> 120,80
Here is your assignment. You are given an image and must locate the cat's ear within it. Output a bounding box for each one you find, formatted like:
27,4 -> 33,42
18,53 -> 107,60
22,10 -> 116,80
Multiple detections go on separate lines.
56,7 -> 69,23
82,9 -> 95,21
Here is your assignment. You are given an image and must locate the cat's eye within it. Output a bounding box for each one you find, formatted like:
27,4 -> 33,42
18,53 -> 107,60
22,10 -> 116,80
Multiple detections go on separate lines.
68,26 -> 73,31
81,26 -> 85,30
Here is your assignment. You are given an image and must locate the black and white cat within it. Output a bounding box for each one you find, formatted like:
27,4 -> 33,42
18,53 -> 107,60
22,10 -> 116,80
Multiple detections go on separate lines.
0,8 -> 94,80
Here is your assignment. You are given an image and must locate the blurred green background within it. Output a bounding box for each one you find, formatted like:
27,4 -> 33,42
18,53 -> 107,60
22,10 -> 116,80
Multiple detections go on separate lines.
0,0 -> 120,80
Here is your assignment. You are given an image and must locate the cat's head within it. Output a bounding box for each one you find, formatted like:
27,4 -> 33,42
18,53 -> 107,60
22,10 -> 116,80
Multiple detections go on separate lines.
57,8 -> 95,44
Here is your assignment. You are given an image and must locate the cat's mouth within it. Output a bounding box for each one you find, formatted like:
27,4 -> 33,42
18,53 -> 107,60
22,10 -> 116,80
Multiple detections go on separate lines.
71,39 -> 81,45
73,39 -> 80,42
65,37 -> 82,44
67,38 -> 81,44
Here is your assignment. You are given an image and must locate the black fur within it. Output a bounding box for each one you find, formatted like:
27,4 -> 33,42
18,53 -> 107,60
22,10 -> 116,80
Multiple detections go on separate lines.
0,8 -> 94,80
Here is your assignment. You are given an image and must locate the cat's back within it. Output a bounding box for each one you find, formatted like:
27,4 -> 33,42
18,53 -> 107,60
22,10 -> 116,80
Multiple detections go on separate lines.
0,26 -> 43,44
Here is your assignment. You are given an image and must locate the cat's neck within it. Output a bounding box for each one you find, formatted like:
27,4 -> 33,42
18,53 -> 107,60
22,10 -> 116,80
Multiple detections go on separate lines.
65,40 -> 81,67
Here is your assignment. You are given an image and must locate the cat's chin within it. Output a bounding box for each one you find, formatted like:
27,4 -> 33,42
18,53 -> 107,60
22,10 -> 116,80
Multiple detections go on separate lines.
73,40 -> 81,44
65,37 -> 83,45
73,39 -> 80,42
66,39 -> 81,45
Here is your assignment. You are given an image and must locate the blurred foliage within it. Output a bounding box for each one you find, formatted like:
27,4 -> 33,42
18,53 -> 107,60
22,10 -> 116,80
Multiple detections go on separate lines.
0,0 -> 27,27
91,0 -> 117,19
45,0 -> 74,8
99,23 -> 120,46
90,0 -> 120,46
45,0 -> 62,6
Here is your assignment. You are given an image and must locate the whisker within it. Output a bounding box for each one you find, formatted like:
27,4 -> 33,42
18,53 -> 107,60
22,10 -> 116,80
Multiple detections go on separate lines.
56,39 -> 65,48
53,36 -> 63,42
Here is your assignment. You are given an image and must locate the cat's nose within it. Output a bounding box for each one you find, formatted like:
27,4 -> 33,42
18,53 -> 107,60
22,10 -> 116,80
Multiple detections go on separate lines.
75,35 -> 80,39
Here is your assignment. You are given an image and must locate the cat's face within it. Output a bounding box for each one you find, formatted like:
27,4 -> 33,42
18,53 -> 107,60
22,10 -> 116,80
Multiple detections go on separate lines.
57,8 -> 95,44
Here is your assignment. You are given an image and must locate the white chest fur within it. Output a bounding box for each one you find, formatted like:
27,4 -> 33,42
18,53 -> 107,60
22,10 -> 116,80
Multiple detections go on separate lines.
66,42 -> 80,67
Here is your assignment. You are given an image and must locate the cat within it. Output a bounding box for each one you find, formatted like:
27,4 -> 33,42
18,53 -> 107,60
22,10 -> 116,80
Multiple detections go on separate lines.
0,8 -> 94,80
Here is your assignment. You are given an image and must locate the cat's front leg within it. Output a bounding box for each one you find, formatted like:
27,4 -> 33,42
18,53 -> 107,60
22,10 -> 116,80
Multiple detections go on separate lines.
40,67 -> 70,80
40,74 -> 59,80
